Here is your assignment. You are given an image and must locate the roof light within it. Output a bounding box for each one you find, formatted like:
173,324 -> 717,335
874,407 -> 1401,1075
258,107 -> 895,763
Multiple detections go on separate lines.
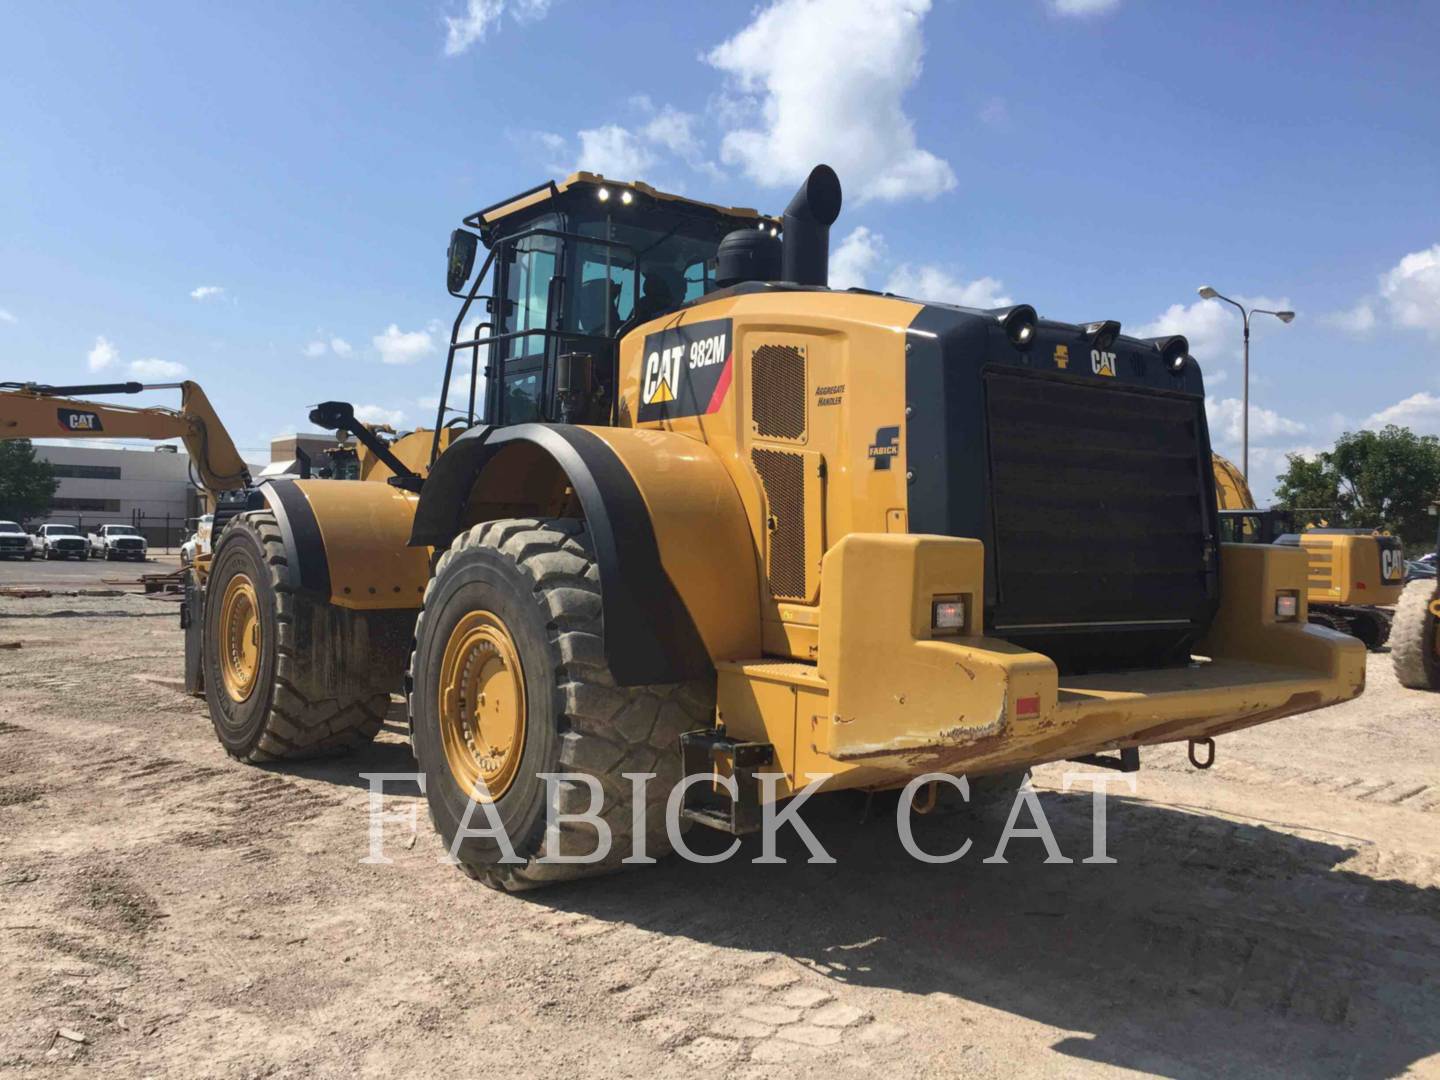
620,190 -> 633,205
992,305 -> 1038,350
597,188 -> 611,202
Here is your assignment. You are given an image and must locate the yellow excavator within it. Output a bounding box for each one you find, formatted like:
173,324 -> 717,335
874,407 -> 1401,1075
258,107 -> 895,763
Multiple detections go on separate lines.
1211,453 -> 1405,649
0,379 -> 251,494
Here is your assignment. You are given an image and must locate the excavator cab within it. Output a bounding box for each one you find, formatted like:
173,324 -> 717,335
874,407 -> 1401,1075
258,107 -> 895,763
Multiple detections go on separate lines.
435,173 -> 777,450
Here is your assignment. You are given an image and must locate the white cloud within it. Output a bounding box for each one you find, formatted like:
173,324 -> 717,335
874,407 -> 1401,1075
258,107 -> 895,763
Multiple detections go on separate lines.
1379,243 -> 1440,336
1049,0 -> 1121,14
884,264 -> 1011,308
189,285 -> 224,301
641,106 -> 719,177
374,324 -> 435,366
573,124 -> 657,179
1322,301 -> 1376,334
1205,396 -> 1306,445
353,404 -> 408,428
87,336 -> 118,371
304,336 -> 355,359
443,0 -> 503,54
1131,300 -> 1237,363
128,358 -> 186,378
829,227 -> 886,291
1362,391 -> 1440,436
443,0 -> 551,55
0,308 -> 16,324
707,0 -> 955,204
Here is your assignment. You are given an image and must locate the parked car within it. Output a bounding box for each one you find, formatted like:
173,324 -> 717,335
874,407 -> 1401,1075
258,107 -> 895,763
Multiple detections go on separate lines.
180,514 -> 213,566
88,523 -> 148,561
33,523 -> 88,560
1405,558 -> 1438,583
0,520 -> 35,560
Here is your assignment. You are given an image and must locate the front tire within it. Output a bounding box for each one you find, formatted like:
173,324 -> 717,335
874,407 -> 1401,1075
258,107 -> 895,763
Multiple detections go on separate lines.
203,511 -> 395,762
410,518 -> 712,891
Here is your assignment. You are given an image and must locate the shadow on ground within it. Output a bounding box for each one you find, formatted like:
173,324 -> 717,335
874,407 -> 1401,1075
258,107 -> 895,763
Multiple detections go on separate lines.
541,792 -> 1439,1078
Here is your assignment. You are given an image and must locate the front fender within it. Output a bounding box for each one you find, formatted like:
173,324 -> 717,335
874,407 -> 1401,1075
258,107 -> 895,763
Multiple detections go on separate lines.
261,478 -> 428,610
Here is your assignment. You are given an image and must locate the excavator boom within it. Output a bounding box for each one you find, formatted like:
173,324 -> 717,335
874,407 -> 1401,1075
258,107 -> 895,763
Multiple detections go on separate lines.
0,380 -> 250,492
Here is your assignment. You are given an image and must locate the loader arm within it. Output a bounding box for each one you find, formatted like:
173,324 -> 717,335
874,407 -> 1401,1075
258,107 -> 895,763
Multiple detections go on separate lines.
0,380 -> 250,492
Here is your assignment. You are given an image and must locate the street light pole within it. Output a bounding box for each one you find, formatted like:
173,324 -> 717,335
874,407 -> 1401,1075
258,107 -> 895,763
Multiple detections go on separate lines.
1196,286 -> 1295,482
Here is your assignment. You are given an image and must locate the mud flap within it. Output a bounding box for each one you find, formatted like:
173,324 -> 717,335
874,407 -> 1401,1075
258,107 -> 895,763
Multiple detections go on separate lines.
181,571 -> 205,697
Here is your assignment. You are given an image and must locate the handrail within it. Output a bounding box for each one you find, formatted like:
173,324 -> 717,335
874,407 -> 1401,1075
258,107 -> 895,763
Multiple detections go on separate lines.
430,224 -> 645,467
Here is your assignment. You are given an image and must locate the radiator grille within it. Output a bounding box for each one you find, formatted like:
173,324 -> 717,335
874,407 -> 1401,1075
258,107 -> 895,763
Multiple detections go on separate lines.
752,447 -> 807,599
751,344 -> 806,440
984,370 -> 1214,643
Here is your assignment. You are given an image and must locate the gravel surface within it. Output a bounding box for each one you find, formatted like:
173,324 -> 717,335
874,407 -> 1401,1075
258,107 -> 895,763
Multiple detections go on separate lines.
1,557 -> 1437,1077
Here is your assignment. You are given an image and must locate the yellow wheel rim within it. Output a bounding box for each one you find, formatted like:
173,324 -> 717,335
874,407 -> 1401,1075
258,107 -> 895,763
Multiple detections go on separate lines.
219,573 -> 262,702
438,610 -> 526,801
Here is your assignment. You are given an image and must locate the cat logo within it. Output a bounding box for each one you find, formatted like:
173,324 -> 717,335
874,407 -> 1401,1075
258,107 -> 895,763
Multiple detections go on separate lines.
637,318 -> 734,422
642,345 -> 681,405
1090,349 -> 1117,377
1380,547 -> 1404,581
1053,344 -> 1070,370
58,408 -> 103,432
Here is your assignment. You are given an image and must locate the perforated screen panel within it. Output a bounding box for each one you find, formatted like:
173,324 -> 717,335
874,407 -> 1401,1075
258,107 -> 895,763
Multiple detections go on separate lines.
752,447 -> 807,599
751,344 -> 807,440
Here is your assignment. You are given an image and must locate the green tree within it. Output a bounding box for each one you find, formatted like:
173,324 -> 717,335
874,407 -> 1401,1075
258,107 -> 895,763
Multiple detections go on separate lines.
0,440 -> 59,526
1274,425 -> 1440,547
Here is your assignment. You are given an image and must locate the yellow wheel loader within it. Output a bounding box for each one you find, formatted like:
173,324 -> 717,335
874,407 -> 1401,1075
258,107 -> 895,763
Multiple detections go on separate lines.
3,167 -> 1371,888
1212,453 -> 1405,649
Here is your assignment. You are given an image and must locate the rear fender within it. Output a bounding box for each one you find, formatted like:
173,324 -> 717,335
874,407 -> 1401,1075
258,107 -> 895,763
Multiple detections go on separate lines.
410,423 -> 760,686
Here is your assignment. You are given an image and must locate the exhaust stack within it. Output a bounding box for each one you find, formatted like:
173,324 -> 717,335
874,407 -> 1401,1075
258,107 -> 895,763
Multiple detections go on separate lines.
781,164 -> 843,287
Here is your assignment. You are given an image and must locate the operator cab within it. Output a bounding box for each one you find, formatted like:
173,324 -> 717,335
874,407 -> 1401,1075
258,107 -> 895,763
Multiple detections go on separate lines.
440,173 -> 777,436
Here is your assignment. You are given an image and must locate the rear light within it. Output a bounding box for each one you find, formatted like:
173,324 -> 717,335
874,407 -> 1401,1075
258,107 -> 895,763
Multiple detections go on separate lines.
1275,591 -> 1300,621
1016,695 -> 1042,718
931,596 -> 967,635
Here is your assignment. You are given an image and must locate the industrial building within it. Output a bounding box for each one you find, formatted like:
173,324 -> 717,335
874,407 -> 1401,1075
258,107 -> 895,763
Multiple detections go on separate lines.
33,444 -> 204,546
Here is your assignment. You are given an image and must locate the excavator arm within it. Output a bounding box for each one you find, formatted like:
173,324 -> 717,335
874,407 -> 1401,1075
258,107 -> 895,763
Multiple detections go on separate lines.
0,380 -> 250,492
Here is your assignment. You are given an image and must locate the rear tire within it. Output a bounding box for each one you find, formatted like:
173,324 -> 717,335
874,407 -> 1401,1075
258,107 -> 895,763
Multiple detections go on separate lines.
410,517 -> 713,891
1392,579 -> 1440,691
203,511 -> 395,762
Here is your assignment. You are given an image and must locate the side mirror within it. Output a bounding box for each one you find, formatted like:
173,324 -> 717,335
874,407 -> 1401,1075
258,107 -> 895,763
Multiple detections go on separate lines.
447,229 -> 479,294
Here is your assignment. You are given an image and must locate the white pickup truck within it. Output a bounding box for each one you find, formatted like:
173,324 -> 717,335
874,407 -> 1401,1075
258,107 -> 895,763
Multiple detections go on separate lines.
0,520 -> 35,560
33,523 -> 89,560
88,523 -> 148,561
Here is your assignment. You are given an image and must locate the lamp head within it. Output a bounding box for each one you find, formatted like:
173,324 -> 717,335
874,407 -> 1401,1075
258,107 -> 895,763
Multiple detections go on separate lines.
1197,285 -> 1219,300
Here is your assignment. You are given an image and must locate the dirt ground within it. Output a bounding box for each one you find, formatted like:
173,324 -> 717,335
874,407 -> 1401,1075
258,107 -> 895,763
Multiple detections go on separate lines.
1,557 -> 1437,1078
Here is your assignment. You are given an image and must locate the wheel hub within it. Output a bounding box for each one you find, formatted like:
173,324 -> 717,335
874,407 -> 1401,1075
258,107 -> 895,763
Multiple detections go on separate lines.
219,573 -> 262,702
438,610 -> 526,800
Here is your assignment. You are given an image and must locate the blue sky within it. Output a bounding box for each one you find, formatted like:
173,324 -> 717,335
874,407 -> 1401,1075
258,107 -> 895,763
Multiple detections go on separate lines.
3,0 -> 1438,501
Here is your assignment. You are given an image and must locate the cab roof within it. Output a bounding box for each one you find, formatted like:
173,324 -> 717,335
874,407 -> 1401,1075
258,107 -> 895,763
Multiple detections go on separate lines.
466,172 -> 780,240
